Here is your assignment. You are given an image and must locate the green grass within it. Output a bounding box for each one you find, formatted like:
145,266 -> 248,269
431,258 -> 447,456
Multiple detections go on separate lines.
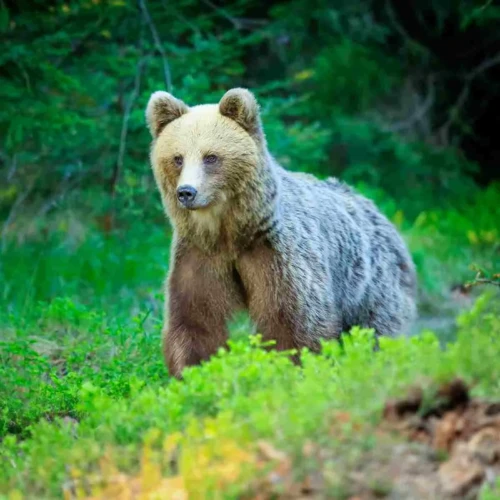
0,222 -> 171,315
0,297 -> 166,438
0,185 -> 499,498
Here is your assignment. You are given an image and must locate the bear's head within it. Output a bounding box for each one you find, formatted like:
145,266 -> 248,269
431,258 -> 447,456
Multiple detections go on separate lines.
146,88 -> 267,218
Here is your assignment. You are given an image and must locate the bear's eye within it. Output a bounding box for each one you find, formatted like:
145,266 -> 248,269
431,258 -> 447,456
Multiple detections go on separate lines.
173,155 -> 183,168
204,154 -> 218,165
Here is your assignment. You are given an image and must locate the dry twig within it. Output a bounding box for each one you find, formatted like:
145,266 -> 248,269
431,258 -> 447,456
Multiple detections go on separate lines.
465,265 -> 500,289
438,53 -> 500,142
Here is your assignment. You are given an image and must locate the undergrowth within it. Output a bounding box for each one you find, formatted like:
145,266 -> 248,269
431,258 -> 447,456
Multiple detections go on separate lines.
0,292 -> 499,498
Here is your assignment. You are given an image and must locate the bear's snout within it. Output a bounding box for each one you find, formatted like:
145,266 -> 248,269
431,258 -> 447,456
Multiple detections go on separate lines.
177,185 -> 198,208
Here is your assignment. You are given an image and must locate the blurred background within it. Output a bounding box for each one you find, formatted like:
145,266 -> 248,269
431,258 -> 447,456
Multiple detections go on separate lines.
1,0 -> 499,338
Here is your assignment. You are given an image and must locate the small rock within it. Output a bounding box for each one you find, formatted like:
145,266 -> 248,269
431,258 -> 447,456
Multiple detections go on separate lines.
433,412 -> 460,452
468,427 -> 500,465
438,451 -> 485,496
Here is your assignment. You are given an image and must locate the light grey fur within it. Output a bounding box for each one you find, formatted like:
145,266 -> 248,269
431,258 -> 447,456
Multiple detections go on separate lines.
264,161 -> 417,340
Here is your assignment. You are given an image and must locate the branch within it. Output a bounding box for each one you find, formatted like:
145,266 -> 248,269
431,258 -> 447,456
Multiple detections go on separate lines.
468,277 -> 500,287
469,52 -> 500,78
438,52 -> 500,139
6,153 -> 18,182
200,0 -> 241,28
1,182 -> 34,249
35,159 -> 102,221
111,45 -> 147,196
385,75 -> 435,133
138,0 -> 172,92
385,0 -> 415,44
200,0 -> 268,30
465,266 -> 500,289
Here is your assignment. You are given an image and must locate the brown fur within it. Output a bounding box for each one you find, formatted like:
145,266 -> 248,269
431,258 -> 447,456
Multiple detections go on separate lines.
236,245 -> 300,350
165,243 -> 245,377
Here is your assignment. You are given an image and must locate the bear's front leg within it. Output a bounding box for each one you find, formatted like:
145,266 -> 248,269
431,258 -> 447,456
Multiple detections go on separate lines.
163,245 -> 241,378
236,245 -> 307,358
237,242 -> 341,360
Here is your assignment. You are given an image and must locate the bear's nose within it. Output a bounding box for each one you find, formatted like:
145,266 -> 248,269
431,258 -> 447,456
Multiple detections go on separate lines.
177,185 -> 197,207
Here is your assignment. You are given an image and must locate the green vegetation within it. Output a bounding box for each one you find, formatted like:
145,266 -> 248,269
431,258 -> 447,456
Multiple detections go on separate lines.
0,293 -> 499,498
1,0 -> 500,498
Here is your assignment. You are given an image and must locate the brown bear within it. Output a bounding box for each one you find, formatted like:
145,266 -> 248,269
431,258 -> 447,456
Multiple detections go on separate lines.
146,88 -> 417,378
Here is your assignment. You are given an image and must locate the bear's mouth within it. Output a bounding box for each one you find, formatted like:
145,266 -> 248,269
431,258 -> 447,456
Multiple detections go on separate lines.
178,198 -> 212,211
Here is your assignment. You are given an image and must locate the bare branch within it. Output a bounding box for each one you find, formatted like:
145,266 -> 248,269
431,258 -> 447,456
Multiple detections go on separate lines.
200,0 -> 268,30
1,182 -> 34,249
138,0 -> 172,92
200,0 -> 241,29
385,0 -> 414,43
7,153 -> 18,182
465,266 -> 500,289
468,52 -> 500,79
2,160 -> 104,246
465,274 -> 500,289
35,170 -> 83,220
384,75 -> 436,133
438,52 -> 500,139
111,40 -> 147,197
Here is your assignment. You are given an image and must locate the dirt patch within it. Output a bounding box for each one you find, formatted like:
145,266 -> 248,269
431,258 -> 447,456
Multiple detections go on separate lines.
247,380 -> 500,499
377,379 -> 500,499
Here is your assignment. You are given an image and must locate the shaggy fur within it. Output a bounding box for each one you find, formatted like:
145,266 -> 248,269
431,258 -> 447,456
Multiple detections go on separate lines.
146,88 -> 417,378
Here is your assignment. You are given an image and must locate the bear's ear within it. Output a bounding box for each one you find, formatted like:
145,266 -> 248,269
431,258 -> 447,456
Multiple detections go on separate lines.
219,88 -> 262,137
146,91 -> 189,138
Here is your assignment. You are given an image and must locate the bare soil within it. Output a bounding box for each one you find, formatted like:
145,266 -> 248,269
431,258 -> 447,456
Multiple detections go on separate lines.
250,380 -> 500,499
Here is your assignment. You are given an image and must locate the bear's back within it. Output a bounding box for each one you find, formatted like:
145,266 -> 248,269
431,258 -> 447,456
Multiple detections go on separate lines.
274,167 -> 417,335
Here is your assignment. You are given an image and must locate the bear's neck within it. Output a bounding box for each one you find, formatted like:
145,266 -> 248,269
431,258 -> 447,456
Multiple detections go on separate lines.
173,152 -> 279,256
